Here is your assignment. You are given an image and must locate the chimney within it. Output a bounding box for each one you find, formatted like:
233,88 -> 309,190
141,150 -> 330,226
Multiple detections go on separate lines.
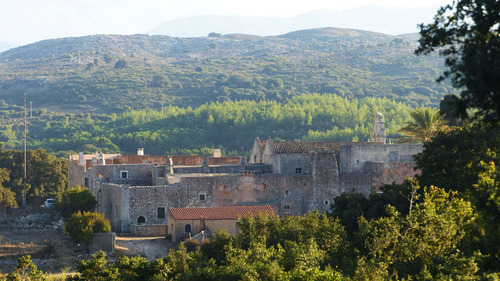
91,157 -> 97,167
137,148 -> 144,156
98,152 -> 105,165
213,149 -> 221,158
79,152 -> 85,165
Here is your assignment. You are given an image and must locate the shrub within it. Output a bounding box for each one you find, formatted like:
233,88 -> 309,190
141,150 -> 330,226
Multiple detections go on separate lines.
114,59 -> 127,69
63,211 -> 111,244
183,239 -> 201,252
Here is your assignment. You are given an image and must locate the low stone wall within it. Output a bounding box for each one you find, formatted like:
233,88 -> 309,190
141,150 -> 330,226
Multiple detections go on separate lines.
91,232 -> 116,253
132,224 -> 167,236
0,212 -> 63,230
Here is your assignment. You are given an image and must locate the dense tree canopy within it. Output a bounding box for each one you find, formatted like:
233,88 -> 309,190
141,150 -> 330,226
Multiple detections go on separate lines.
416,0 -> 500,122
56,186 -> 97,219
0,94 -> 415,157
0,148 -> 67,205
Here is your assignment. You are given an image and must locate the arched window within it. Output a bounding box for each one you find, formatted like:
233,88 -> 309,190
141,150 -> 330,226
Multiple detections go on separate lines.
184,224 -> 192,233
137,216 -> 146,224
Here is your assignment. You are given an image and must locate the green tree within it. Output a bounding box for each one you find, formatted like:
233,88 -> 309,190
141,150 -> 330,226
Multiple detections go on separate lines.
56,186 -> 97,219
354,183 -> 478,279
415,123 -> 499,193
114,59 -> 127,69
63,211 -> 111,244
416,0 -> 500,122
5,255 -> 46,281
398,107 -> 448,143
0,168 -> 16,209
67,251 -> 118,281
150,74 -> 171,88
0,149 -> 67,204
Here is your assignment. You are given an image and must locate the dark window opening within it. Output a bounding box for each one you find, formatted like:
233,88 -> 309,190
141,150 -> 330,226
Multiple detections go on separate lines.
84,178 -> 89,187
284,190 -> 289,196
324,200 -> 329,206
199,194 -> 206,201
157,207 -> 165,219
121,171 -> 129,179
283,204 -> 291,210
295,168 -> 302,174
137,216 -> 146,224
184,224 -> 192,233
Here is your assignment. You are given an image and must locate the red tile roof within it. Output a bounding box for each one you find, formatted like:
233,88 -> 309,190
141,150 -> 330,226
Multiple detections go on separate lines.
168,205 -> 275,220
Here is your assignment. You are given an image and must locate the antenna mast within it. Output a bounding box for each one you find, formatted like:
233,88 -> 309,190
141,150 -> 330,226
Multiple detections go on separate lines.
23,93 -> 27,208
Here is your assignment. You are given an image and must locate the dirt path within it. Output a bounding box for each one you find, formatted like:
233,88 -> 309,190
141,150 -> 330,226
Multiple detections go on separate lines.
114,236 -> 177,261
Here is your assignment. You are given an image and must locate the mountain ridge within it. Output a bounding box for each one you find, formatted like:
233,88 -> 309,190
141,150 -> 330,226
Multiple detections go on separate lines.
0,27 -> 452,114
148,6 -> 440,37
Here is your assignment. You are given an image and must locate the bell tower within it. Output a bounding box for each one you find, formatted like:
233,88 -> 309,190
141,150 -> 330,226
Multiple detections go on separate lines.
372,112 -> 386,143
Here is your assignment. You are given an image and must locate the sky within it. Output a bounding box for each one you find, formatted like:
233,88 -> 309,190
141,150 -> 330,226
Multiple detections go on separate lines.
1,0 -> 453,46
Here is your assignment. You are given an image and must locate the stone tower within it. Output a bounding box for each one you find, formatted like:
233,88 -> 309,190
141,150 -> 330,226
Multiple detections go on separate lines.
372,112 -> 386,143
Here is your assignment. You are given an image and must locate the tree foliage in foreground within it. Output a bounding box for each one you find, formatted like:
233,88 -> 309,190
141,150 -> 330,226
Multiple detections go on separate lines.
2,255 -> 46,281
416,0 -> 500,122
56,186 -> 484,280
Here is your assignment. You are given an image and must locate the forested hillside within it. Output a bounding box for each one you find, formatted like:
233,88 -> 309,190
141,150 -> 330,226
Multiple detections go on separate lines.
0,94 -> 413,157
0,28 -> 453,114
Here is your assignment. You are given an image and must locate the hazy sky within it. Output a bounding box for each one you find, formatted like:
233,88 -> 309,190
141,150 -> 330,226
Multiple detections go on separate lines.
1,0 -> 453,46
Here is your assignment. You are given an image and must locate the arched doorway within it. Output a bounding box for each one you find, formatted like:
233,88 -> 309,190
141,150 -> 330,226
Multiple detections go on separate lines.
137,216 -> 146,224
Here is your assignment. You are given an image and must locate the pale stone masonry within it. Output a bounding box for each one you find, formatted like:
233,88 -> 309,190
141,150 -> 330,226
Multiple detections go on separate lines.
68,138 -> 422,236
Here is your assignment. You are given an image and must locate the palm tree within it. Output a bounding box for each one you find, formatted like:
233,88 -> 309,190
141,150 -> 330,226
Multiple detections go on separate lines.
398,108 -> 449,143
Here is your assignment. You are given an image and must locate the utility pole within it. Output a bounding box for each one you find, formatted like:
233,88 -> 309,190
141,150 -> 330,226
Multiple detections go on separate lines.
22,93 -> 27,208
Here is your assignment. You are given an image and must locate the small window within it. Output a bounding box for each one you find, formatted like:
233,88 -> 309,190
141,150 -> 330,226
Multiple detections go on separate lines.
84,178 -> 89,187
324,200 -> 329,206
137,216 -> 146,224
295,168 -> 302,174
283,204 -> 291,210
284,190 -> 289,196
184,224 -> 192,233
120,170 -> 129,179
199,193 -> 206,201
157,207 -> 165,219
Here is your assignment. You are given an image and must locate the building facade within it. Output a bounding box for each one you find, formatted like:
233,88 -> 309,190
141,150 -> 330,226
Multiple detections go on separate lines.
68,138 -> 422,236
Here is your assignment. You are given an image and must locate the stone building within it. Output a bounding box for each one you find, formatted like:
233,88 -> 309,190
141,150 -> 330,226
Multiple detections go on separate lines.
68,139 -> 422,236
167,205 -> 275,242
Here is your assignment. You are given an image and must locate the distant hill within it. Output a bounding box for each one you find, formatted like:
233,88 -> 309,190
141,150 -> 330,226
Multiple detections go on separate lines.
149,6 -> 441,37
0,27 -> 453,113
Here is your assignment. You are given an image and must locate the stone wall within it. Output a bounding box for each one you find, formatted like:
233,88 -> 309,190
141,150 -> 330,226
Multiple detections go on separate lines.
99,183 -> 130,232
91,232 -> 115,253
132,224 -> 167,236
339,144 -> 423,173
205,220 -> 239,236
276,154 -> 312,175
311,151 -> 341,212
68,161 -> 86,188
339,174 -> 373,196
368,162 -> 420,187
168,215 -> 206,242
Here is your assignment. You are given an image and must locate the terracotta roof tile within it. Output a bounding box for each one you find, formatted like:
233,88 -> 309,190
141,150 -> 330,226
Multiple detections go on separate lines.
168,205 -> 275,220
